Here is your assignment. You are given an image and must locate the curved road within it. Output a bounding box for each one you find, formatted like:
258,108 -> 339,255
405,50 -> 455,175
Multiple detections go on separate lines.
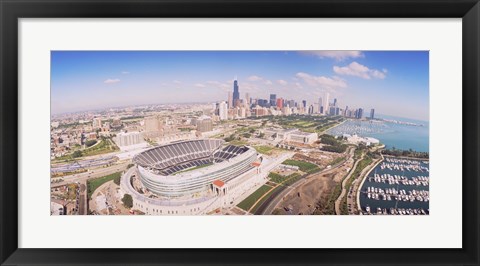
334,153 -> 363,215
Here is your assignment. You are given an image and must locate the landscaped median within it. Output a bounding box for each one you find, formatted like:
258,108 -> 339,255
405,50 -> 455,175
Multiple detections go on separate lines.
237,185 -> 272,211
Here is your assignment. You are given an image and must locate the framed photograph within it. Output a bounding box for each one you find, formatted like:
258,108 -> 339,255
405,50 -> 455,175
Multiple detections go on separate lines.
1,0 -> 479,265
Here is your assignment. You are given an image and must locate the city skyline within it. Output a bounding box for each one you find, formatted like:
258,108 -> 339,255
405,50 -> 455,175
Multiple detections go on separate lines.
51,51 -> 429,121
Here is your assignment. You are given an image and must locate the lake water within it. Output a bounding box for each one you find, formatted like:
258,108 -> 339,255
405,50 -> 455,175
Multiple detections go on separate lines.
326,115 -> 429,152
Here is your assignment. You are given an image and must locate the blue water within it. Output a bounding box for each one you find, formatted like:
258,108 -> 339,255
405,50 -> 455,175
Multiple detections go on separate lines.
327,115 -> 429,152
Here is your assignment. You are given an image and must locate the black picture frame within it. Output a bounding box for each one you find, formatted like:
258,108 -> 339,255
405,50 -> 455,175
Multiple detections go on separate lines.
1,0 -> 479,265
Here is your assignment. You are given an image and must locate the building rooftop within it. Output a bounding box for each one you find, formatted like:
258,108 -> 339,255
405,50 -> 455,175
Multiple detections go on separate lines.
212,180 -> 225,187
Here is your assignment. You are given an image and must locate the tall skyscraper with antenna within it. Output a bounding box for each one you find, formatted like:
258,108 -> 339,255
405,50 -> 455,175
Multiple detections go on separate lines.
233,77 -> 240,107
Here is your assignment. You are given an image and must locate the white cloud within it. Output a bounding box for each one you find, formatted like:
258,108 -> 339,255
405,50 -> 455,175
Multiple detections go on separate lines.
104,78 -> 120,84
247,75 -> 263,82
294,82 -> 303,89
277,80 -> 288,86
298,51 -> 364,61
194,83 -> 206,88
173,80 -> 182,84
207,80 -> 230,92
121,71 -> 130,75
295,72 -> 347,89
264,80 -> 273,85
333,61 -> 386,80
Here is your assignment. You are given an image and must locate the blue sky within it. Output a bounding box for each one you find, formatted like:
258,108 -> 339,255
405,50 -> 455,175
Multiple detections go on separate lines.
51,51 -> 429,121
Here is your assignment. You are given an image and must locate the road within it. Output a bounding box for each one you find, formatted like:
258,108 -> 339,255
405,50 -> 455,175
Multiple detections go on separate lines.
335,153 -> 363,215
259,146 -> 355,215
354,153 -> 384,213
51,162 -> 130,188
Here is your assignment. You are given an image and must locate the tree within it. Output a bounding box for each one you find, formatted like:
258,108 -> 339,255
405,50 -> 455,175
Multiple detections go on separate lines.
113,175 -> 121,185
72,150 -> 83,158
242,133 -> 251,138
85,139 -> 97,147
122,194 -> 133,208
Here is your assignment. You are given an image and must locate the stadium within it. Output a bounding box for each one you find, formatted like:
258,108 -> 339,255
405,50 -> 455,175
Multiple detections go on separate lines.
121,139 -> 272,215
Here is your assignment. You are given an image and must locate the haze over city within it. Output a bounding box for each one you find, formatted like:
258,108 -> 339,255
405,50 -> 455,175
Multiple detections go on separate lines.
51,51 -> 429,121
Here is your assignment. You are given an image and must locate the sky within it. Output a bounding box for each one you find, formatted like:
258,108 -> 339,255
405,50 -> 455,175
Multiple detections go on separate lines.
51,51 -> 429,121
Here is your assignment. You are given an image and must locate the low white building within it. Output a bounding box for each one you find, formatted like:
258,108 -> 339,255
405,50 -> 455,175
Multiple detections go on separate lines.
343,134 -> 380,146
263,128 -> 318,144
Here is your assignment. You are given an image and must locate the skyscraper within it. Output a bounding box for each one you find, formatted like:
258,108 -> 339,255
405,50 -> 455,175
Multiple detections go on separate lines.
245,93 -> 250,107
333,98 -> 337,107
308,105 -> 314,114
370,108 -> 375,119
218,101 -> 228,120
270,94 -> 277,107
276,98 -> 284,109
227,92 -> 233,108
324,93 -> 330,115
233,79 -> 240,106
318,97 -> 323,113
357,108 -> 364,119
302,100 -> 307,109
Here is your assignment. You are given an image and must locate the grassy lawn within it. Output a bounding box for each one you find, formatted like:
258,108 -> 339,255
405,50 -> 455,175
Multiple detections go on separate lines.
282,159 -> 319,173
229,140 -> 248,146
87,172 -> 122,199
268,172 -> 288,184
253,145 -> 275,155
82,139 -> 119,157
53,138 -> 119,162
237,185 -> 272,211
329,156 -> 346,167
281,173 -> 302,186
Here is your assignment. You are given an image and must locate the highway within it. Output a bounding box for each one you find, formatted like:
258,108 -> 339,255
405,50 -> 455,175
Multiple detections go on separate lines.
51,161 -> 130,188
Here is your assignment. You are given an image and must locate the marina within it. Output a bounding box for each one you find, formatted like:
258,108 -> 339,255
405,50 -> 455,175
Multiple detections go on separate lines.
359,157 -> 429,215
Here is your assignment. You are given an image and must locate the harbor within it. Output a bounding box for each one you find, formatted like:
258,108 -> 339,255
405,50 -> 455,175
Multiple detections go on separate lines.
359,157 -> 429,215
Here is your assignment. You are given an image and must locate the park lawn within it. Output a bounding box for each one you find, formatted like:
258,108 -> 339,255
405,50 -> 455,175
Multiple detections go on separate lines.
82,139 -> 119,157
253,145 -> 275,155
280,173 -> 302,187
282,159 -> 319,173
268,172 -> 288,184
53,139 -> 119,162
87,172 -> 122,199
237,185 -> 272,211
